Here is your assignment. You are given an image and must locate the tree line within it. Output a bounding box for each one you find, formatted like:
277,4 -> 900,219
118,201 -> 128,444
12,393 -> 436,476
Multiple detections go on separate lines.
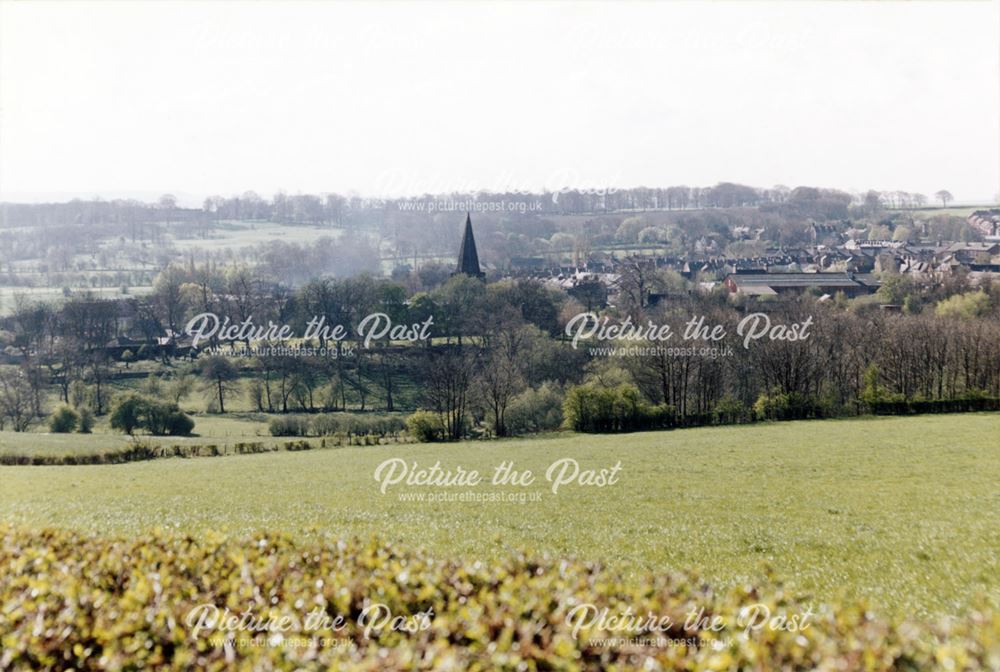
2,262 -> 999,437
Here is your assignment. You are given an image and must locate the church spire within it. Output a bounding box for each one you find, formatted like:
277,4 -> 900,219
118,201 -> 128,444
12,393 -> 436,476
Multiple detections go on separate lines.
454,212 -> 485,279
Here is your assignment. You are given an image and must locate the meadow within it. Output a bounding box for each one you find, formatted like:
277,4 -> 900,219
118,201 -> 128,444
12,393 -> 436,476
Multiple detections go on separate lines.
2,413 -> 998,618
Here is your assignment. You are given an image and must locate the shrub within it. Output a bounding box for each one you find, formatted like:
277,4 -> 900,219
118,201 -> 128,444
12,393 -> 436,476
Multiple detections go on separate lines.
935,291 -> 991,319
506,383 -> 564,435
2,528 -> 995,670
312,414 -> 407,437
563,383 -> 672,433
283,439 -> 313,451
406,409 -> 446,442
268,415 -> 311,437
77,407 -> 94,434
48,406 -> 79,433
110,393 -> 195,436
311,414 -> 342,436
753,389 -> 826,421
713,395 -> 748,424
163,410 -> 195,436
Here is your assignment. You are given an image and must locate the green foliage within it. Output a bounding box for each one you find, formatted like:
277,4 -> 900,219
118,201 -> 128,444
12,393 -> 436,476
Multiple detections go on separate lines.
110,393 -> 194,436
312,414 -> 407,437
859,364 -> 903,409
406,409 -> 446,442
110,394 -> 144,435
876,273 -> 915,304
505,383 -> 565,435
935,291 -> 991,320
752,388 -> 826,420
48,406 -> 79,433
614,216 -> 647,243
2,414 -> 1000,614
713,394 -> 748,424
562,382 -> 672,432
3,526 -> 998,670
146,403 -> 195,436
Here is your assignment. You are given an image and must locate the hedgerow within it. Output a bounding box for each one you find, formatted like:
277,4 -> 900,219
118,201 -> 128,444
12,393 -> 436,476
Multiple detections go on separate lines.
0,527 -> 996,670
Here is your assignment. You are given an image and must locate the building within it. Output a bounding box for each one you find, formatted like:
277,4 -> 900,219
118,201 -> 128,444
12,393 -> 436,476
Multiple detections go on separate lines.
723,272 -> 880,297
968,210 -> 1000,239
453,212 -> 485,280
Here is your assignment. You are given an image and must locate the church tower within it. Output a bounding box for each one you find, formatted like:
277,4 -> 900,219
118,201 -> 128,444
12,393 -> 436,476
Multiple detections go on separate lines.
453,212 -> 485,279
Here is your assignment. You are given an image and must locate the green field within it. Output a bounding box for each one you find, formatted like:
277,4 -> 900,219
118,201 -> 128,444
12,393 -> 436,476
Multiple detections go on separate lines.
1,413 -> 998,618
0,415 -> 282,458
168,220 -> 343,251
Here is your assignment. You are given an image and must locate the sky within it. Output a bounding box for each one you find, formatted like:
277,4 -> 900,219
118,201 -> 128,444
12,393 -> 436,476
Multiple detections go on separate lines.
1,0 -> 998,206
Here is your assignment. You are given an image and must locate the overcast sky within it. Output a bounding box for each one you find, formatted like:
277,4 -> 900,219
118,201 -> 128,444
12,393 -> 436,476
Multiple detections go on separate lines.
1,1 -> 998,206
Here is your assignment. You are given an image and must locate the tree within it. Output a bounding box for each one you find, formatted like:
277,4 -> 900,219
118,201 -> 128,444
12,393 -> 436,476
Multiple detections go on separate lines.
110,393 -> 144,435
0,368 -> 36,432
158,194 -> 177,221
167,370 -> 195,405
935,190 -> 953,208
200,355 -> 239,413
110,393 -> 194,436
152,265 -> 189,337
475,319 -> 529,437
422,347 -> 477,440
935,292 -> 991,320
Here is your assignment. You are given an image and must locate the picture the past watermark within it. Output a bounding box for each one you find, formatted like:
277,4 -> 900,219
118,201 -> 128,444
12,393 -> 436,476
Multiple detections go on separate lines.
373,457 -> 623,502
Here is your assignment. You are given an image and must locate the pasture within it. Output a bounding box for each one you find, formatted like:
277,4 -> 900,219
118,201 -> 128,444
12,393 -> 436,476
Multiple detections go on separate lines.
1,413 -> 998,617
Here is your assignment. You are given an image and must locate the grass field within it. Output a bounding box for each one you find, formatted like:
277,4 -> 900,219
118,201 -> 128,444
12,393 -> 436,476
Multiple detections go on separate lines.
0,285 -> 154,316
0,414 -> 279,457
168,220 -> 343,252
1,413 -> 997,618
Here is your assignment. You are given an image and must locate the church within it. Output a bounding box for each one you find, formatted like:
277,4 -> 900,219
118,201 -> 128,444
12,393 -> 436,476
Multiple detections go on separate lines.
453,213 -> 486,280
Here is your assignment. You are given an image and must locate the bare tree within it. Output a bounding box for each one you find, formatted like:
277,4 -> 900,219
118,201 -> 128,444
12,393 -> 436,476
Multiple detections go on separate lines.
200,355 -> 240,413
475,322 -> 530,437
423,347 -> 477,440
935,190 -> 953,208
0,367 -> 36,432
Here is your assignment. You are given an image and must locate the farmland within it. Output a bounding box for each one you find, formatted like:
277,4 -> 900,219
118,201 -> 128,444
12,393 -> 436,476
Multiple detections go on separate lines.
2,413 -> 998,618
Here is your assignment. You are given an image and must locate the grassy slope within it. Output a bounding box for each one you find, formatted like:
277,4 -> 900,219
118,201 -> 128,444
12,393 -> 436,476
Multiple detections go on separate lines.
1,413 -> 998,617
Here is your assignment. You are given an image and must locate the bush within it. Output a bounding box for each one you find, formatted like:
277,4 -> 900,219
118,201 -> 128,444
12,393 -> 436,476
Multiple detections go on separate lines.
506,383 -> 564,435
752,389 -> 826,421
268,415 -> 310,437
406,409 -> 446,442
562,383 -> 672,433
2,528 -> 995,670
162,410 -> 195,436
712,395 -> 748,425
110,393 -> 195,436
48,406 -> 79,433
77,407 -> 94,434
310,414 -> 341,436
